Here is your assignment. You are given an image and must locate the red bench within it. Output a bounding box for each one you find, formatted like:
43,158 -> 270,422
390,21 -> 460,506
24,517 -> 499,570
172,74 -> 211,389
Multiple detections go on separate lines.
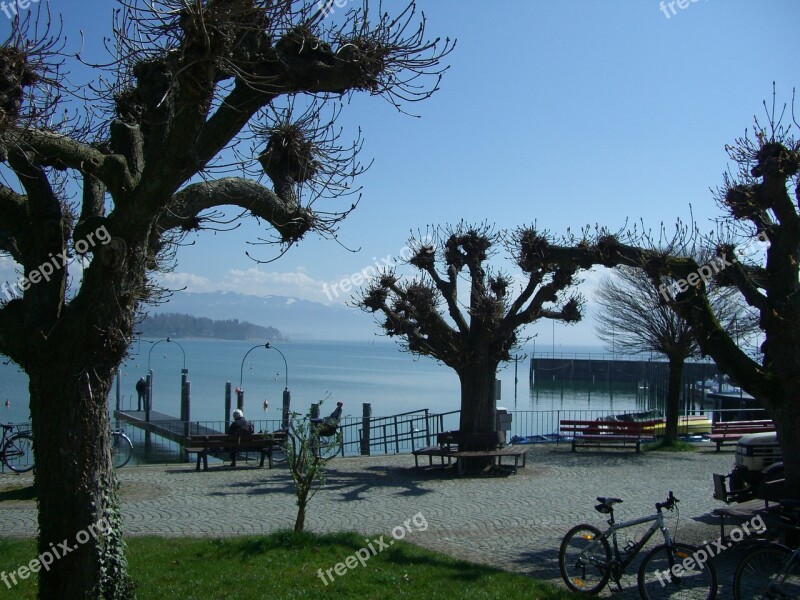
560,420 -> 658,454
709,420 -> 775,452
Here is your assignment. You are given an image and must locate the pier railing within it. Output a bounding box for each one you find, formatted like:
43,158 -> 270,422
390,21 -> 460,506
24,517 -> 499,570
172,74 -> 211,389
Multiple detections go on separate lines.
97,405 -> 773,465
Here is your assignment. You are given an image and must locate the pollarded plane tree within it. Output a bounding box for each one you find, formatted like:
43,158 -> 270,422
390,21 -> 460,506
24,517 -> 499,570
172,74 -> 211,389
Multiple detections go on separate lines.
358,223 -> 586,462
640,116 -> 800,494
529,106 -> 800,495
0,2 -> 452,597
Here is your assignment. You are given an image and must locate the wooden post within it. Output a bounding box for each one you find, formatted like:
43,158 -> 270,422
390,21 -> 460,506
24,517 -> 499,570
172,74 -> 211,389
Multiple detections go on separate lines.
145,369 -> 153,450
115,369 -> 121,416
182,380 -> 191,461
360,403 -> 371,456
224,382 -> 232,429
237,388 -> 244,411
310,403 -> 320,419
281,388 -> 291,430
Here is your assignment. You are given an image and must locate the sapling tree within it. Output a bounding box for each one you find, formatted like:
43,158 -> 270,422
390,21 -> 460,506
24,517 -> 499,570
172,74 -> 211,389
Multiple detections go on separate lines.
285,401 -> 343,532
0,2 -> 452,596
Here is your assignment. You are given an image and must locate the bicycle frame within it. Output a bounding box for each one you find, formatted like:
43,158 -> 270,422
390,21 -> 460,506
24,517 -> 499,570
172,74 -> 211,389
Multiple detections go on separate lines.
597,509 -> 673,572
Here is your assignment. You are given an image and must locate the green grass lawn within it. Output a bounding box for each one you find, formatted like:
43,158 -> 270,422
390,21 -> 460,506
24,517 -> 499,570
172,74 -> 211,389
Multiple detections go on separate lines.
0,531 -> 580,599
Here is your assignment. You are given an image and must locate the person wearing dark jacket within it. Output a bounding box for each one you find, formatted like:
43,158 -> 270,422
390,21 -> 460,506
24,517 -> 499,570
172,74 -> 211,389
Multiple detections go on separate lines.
228,409 -> 254,436
135,377 -> 147,411
228,409 -> 254,462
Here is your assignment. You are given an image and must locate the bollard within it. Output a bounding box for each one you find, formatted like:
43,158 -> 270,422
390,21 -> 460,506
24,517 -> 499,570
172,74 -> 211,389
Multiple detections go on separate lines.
361,403 -> 371,456
225,382 -> 232,428
281,388 -> 291,430
115,370 -> 121,418
145,370 -> 153,450
182,380 -> 191,461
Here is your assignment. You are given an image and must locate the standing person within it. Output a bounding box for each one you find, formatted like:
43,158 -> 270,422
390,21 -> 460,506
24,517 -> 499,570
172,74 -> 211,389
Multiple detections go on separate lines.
135,377 -> 147,411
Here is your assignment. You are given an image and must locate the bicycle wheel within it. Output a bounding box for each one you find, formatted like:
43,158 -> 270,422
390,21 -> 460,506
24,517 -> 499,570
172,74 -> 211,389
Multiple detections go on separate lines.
734,543 -> 799,600
559,524 -> 612,594
110,432 -> 133,468
2,432 -> 34,473
638,542 -> 717,599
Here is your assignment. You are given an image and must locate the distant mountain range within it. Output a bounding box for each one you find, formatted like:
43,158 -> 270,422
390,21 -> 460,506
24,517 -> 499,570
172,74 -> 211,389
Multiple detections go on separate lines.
148,291 -> 380,341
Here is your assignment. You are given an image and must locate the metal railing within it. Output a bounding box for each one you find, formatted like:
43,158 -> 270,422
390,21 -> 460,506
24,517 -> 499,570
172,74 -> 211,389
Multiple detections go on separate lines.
1,405 -> 767,468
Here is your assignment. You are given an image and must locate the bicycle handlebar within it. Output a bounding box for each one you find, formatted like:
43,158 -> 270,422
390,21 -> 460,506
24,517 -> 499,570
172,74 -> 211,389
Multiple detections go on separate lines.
655,491 -> 678,512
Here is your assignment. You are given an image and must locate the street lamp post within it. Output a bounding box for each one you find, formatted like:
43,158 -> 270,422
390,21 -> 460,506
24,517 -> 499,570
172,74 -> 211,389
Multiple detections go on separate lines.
266,343 -> 291,430
237,342 -> 291,428
144,337 -> 188,420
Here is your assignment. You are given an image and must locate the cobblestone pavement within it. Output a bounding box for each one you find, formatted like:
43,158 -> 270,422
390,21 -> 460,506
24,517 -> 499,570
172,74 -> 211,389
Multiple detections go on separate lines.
1,445 -> 752,597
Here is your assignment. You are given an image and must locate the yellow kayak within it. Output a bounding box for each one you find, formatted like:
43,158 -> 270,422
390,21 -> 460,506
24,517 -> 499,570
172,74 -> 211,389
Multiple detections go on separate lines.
642,415 -> 712,436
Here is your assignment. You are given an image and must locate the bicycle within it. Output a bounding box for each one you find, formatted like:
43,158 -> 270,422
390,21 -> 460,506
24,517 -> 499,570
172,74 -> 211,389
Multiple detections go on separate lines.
559,491 -> 717,599
0,423 -> 34,473
111,429 -> 133,468
733,500 -> 800,599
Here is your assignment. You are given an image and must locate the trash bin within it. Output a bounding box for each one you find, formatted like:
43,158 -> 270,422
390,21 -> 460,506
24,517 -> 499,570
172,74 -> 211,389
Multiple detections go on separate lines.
496,408 -> 512,447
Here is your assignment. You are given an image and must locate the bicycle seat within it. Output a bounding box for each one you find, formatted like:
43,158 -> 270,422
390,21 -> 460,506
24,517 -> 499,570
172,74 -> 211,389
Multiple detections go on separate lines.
595,497 -> 623,514
596,496 -> 623,505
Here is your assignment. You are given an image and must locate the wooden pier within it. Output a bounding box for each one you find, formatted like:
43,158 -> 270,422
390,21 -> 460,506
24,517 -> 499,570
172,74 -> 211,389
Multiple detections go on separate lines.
114,410 -> 221,445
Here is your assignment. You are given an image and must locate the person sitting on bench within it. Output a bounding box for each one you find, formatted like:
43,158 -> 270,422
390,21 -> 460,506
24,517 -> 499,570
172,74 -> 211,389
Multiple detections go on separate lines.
228,409 -> 254,461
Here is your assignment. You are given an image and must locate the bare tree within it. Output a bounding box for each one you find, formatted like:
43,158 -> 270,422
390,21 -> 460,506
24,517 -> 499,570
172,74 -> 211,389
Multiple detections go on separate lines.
358,223 -> 585,468
594,265 -> 755,443
0,2 -> 452,597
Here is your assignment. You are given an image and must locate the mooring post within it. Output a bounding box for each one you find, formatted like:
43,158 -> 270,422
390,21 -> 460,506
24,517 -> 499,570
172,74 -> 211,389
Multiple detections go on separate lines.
361,403 -> 371,456
281,388 -> 291,430
115,370 -> 121,415
310,403 -> 319,419
224,382 -> 232,429
182,380 -> 191,461
180,368 -> 189,458
237,388 -> 244,411
145,369 -> 153,450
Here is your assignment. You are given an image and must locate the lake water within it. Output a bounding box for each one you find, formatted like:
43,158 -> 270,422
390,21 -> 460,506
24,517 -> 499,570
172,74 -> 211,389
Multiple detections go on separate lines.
0,340 -> 651,426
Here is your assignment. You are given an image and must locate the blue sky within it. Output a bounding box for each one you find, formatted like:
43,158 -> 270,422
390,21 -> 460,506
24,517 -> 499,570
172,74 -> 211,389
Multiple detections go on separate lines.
1,0 -> 798,347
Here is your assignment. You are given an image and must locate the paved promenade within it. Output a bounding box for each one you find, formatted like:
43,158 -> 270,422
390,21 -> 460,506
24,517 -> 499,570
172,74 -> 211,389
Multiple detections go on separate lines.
0,445 -> 746,597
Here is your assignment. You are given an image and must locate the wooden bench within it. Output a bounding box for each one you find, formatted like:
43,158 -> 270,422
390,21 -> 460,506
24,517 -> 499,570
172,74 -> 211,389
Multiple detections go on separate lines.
560,420 -> 657,454
709,420 -> 775,451
185,431 -> 287,471
411,431 -> 529,476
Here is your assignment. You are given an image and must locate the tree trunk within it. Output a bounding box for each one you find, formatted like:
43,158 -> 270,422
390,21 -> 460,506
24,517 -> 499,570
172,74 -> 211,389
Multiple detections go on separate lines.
770,398 -> 800,500
663,355 -> 685,445
456,358 -> 499,472
457,360 -> 498,435
29,364 -> 134,599
294,501 -> 306,533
